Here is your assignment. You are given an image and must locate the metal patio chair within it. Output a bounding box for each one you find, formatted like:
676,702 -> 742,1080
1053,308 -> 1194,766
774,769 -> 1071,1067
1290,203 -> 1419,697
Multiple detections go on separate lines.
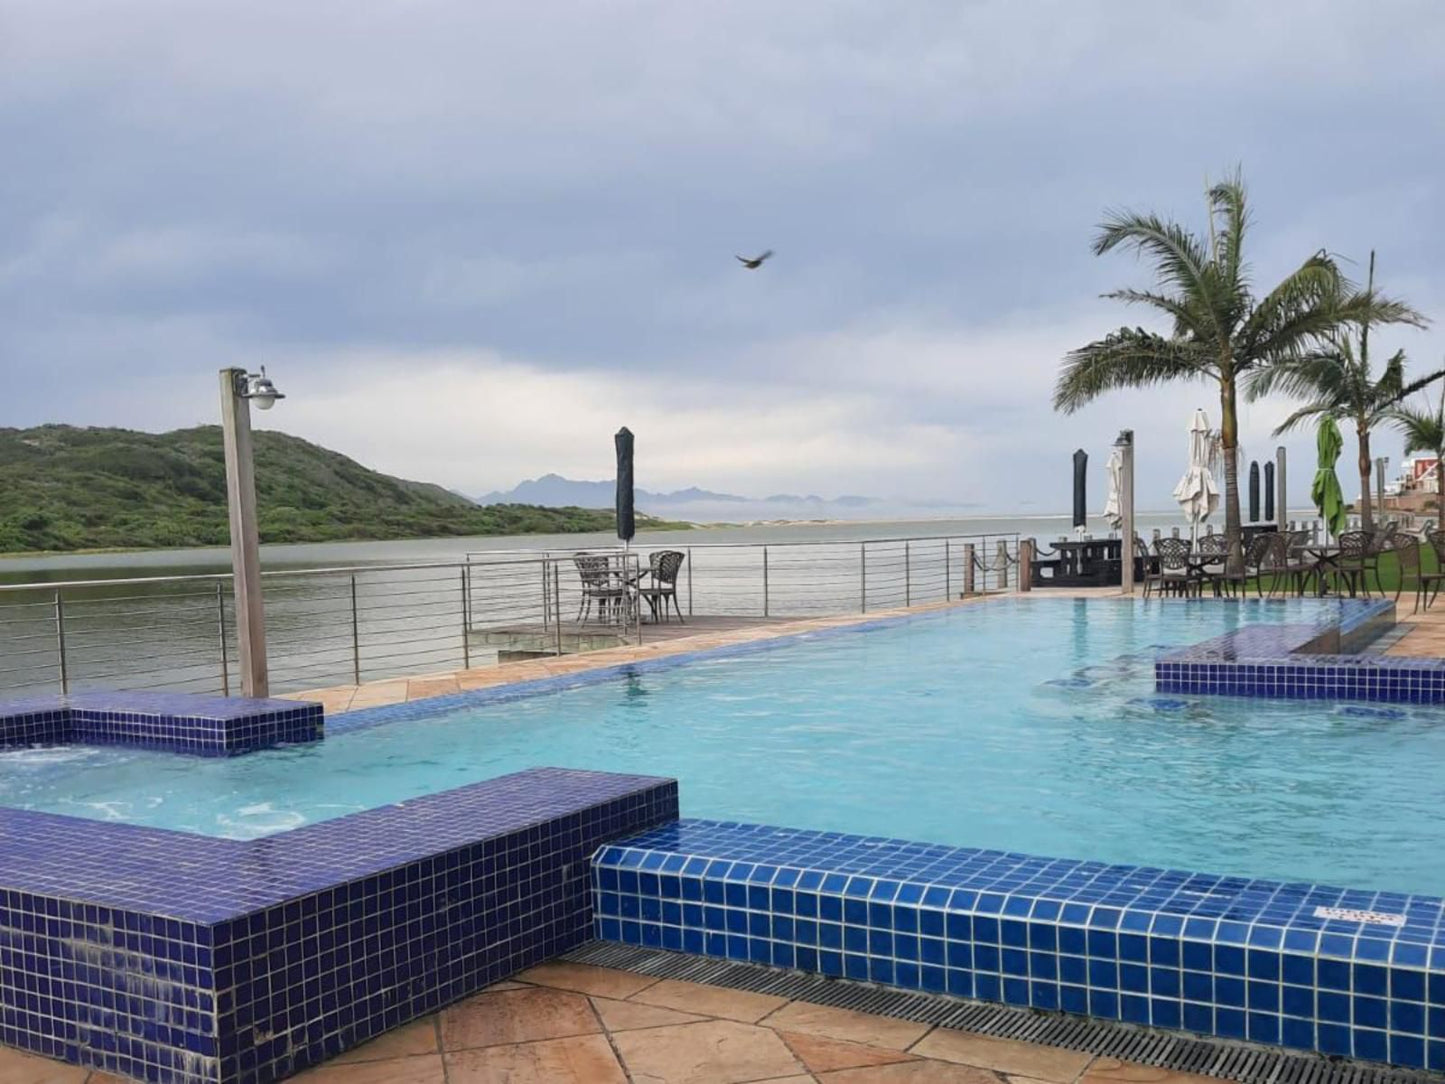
573,553 -> 635,625
1192,534 -> 1232,597
1143,538 -> 1196,598
1334,530 -> 1376,597
1421,532 -> 1445,611
1388,531 -> 1426,613
637,550 -> 686,623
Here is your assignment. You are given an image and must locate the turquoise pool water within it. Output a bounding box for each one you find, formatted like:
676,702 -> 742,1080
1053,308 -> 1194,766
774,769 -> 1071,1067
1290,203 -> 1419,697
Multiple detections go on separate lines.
3,598 -> 1443,895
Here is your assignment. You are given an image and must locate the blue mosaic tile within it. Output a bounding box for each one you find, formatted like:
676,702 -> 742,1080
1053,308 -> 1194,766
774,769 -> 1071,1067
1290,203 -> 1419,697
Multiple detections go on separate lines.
0,692 -> 323,755
1153,601 -> 1445,705
595,819 -> 1445,1070
0,767 -> 678,1083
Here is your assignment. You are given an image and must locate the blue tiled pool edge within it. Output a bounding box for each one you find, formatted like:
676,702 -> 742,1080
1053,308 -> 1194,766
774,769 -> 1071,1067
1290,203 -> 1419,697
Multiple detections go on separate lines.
0,692 -> 322,755
594,820 -> 1445,1072
0,767 -> 677,1084
1155,600 -> 1445,703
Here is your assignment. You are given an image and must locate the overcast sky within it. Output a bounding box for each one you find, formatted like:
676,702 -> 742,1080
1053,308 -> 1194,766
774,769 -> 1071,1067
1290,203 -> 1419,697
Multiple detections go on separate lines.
2,1 -> 1442,511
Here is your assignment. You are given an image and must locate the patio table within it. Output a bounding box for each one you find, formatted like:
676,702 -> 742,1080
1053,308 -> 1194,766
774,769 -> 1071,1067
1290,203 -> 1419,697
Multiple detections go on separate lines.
1300,544 -> 1345,597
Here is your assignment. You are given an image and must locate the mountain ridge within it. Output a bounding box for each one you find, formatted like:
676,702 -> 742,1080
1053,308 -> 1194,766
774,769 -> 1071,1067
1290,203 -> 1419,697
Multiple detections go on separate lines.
477,474 -> 977,521
0,426 -> 684,553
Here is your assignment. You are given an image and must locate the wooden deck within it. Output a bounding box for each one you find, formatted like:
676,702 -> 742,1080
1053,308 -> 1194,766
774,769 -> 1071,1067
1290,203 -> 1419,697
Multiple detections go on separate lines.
470,615 -> 792,657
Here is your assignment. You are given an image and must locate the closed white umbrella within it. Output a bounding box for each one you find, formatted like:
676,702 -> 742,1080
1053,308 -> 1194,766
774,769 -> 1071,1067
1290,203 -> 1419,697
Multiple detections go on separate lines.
1103,447 -> 1124,532
1173,408 -> 1220,543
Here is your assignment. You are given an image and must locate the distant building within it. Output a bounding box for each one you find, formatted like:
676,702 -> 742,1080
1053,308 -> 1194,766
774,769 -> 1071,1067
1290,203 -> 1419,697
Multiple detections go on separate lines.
1381,453 -> 1442,511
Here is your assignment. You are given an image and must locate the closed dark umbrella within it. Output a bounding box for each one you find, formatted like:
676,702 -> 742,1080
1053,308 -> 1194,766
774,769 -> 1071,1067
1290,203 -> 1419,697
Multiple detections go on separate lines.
1264,461 -> 1275,522
615,427 -> 636,544
1248,461 -> 1260,523
1072,449 -> 1088,533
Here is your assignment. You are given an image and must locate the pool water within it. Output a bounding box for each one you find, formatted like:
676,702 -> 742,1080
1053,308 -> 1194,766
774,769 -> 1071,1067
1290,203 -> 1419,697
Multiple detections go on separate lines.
3,598 -> 1443,896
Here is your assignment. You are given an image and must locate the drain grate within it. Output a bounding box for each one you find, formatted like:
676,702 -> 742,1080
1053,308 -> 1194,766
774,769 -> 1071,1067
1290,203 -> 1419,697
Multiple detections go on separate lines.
561,942 -> 1443,1084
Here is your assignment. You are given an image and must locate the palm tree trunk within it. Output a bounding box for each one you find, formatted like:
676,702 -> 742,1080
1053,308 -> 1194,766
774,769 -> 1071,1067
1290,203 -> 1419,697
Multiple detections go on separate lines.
1220,379 -> 1243,571
1357,424 -> 1373,530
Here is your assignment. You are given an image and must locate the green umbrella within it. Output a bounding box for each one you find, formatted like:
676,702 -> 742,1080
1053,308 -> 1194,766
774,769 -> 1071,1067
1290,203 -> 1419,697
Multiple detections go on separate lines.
1310,416 -> 1347,539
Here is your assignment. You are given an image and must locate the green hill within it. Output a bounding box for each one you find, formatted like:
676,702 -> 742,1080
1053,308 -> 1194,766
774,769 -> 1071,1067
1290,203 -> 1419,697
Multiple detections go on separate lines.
0,425 -> 685,553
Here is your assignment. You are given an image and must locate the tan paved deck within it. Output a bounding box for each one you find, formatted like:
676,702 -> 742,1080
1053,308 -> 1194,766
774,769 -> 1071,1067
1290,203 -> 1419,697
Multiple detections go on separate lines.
1386,601 -> 1445,657
0,963 -> 1223,1083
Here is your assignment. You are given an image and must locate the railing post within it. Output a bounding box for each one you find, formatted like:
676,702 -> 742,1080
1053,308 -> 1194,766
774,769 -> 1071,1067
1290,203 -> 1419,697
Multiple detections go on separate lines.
860,543 -> 867,612
350,575 -> 361,685
963,544 -> 976,594
904,542 -> 911,607
762,546 -> 770,617
944,539 -> 951,600
216,582 -> 230,696
54,590 -> 69,695
554,559 -> 564,657
687,547 -> 693,617
634,552 -> 644,645
460,567 -> 471,670
1019,539 -> 1034,593
997,540 -> 1011,590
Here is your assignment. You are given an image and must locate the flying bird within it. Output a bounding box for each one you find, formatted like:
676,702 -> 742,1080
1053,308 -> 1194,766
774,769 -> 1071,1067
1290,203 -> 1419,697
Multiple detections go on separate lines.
736,250 -> 774,270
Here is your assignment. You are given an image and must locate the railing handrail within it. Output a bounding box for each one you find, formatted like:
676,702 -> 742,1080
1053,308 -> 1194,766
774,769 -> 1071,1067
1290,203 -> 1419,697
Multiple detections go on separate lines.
0,555 -> 568,595
465,530 -> 1020,558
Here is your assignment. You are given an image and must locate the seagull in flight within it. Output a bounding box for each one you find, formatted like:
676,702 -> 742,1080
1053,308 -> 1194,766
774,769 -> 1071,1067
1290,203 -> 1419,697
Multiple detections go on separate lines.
736,249 -> 774,270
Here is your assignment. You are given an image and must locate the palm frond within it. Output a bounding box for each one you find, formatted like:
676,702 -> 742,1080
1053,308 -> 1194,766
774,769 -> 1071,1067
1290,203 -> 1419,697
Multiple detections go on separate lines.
1100,288 -> 1212,339
1333,288 -> 1429,332
1208,171 -> 1252,312
1053,328 -> 1213,414
1271,400 -> 1336,436
1091,212 -> 1223,340
1238,253 -> 1348,364
1390,393 -> 1445,457
1244,348 -> 1348,403
1373,361 -> 1445,421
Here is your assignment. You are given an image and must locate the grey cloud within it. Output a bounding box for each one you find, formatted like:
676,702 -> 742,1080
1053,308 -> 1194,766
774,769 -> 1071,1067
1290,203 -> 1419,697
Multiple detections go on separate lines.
1,0 -> 1442,509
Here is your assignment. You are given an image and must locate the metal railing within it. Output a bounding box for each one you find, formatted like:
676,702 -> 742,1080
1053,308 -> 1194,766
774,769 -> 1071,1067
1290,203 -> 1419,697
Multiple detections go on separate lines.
0,533 -> 1017,698
466,533 -> 1020,618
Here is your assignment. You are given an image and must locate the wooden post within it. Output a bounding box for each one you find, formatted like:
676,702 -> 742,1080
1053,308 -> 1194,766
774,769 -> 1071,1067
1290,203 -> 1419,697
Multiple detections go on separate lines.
997,540 -> 1011,590
1019,540 -> 1034,592
963,544 -> 975,595
1117,430 -> 1135,595
220,367 -> 269,698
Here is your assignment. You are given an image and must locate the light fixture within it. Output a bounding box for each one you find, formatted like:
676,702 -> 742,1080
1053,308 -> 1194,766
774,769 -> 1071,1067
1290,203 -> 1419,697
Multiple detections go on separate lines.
235,366 -> 286,411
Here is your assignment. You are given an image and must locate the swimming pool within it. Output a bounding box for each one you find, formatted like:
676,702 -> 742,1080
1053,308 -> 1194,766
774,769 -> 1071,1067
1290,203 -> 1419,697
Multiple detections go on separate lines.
2,597 -> 1440,896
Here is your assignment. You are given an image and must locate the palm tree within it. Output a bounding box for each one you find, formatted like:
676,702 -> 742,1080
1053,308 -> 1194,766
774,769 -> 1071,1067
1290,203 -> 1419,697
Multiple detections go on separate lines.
1390,388 -> 1445,535
1247,252 -> 1435,529
1053,172 -> 1420,565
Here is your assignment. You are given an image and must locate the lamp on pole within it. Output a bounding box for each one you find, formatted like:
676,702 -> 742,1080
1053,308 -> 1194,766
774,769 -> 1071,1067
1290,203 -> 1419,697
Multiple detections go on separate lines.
219,367 -> 284,698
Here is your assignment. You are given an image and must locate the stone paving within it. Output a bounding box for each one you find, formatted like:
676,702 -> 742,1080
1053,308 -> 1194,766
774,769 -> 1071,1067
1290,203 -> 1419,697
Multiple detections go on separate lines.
0,962 -> 1225,1084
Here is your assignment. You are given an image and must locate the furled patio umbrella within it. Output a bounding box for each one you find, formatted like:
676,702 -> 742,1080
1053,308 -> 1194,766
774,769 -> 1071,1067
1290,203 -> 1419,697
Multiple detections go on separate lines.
615,426 -> 636,546
1072,449 -> 1088,535
1311,416 -> 1348,541
1248,461 -> 1261,523
1264,460 -> 1275,522
1172,409 -> 1219,544
1102,446 -> 1124,532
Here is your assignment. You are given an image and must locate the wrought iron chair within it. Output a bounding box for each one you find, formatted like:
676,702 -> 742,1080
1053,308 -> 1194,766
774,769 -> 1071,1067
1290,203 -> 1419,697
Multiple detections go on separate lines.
1334,530 -> 1376,597
1208,533 -> 1281,598
1192,534 -> 1232,597
573,553 -> 635,625
1143,538 -> 1196,598
1388,531 -> 1425,612
1421,532 -> 1445,611
637,550 -> 686,623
